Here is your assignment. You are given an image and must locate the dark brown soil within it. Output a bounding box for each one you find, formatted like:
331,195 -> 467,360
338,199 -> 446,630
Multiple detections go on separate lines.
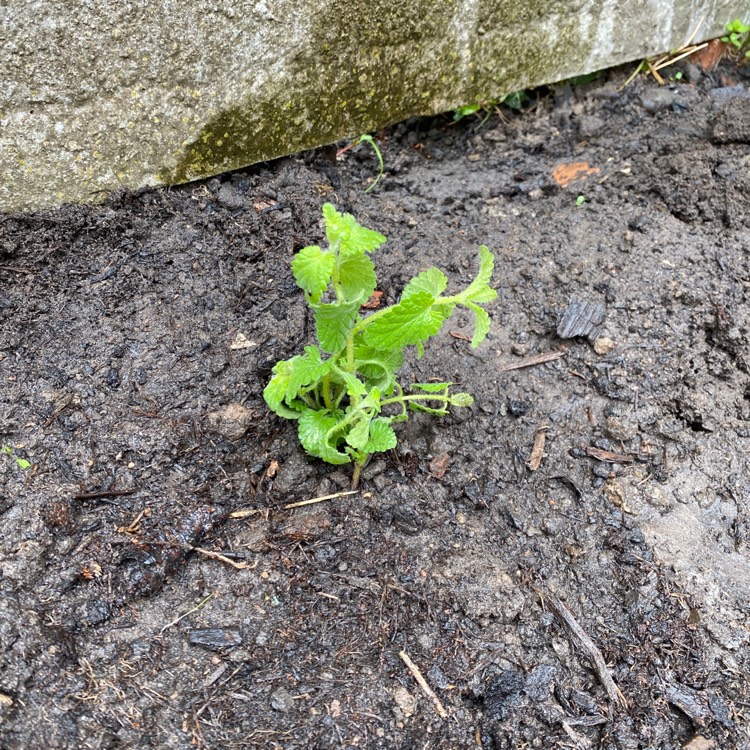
1,62 -> 749,750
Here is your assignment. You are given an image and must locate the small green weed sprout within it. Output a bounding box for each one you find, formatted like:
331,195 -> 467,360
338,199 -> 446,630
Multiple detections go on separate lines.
264,204 -> 496,484
1,444 -> 30,470
338,134 -> 384,192
721,18 -> 750,58
454,91 -> 528,127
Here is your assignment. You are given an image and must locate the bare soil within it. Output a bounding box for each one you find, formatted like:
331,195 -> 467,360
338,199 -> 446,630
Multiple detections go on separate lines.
1,61 -> 749,750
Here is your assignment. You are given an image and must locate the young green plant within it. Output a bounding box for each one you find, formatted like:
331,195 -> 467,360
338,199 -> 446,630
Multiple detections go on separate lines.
722,18 -> 750,59
1,444 -> 30,470
264,203 -> 496,485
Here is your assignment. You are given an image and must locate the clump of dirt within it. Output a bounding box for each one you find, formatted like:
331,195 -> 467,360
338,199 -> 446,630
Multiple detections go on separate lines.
1,61 -> 749,749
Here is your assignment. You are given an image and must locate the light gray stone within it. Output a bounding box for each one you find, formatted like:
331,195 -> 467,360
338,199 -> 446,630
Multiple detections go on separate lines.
0,2 -> 735,212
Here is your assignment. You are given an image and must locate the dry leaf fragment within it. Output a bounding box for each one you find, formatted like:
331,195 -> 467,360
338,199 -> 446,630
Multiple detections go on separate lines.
526,425 -> 549,471
429,453 -> 451,478
230,332 -> 255,350
362,290 -> 384,309
551,162 -> 600,188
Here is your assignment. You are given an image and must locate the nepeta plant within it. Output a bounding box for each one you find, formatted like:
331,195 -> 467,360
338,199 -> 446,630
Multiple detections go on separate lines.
264,203 -> 496,483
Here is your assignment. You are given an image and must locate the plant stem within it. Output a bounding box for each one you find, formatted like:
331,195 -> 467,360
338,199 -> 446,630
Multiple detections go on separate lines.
323,374 -> 333,411
380,393 -> 449,408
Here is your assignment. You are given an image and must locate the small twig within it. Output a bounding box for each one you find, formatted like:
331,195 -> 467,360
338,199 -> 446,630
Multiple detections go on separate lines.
193,547 -> 257,570
499,349 -> 566,372
0,265 -> 34,275
229,508 -> 262,519
584,446 -> 634,464
160,592 -> 215,635
283,490 -> 358,510
399,650 -> 448,719
540,591 -> 626,709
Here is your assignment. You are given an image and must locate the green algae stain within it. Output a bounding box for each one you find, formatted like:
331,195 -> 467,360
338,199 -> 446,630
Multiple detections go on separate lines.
160,0 -> 598,186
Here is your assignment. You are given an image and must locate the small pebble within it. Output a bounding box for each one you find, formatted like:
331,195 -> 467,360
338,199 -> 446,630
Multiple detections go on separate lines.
270,686 -> 295,712
594,337 -> 615,355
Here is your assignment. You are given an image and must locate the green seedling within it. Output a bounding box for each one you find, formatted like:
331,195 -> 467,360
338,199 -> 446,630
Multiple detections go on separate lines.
576,195 -> 586,207
454,91 -> 528,127
338,134 -> 384,192
1,444 -> 30,470
264,203 -> 496,485
721,18 -> 750,58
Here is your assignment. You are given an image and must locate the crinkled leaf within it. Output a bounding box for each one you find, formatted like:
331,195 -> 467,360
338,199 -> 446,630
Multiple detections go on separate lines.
353,342 -> 403,390
411,382 -> 452,393
322,203 -> 386,256
462,246 -> 497,303
466,301 -> 491,348
364,419 -> 398,453
312,298 -> 361,353
339,253 -> 377,301
363,292 -> 455,351
331,365 -> 368,400
291,246 -> 334,302
346,415 -> 372,451
449,392 -> 474,407
298,409 -> 351,465
264,359 -> 296,415
286,346 -> 332,404
402,268 -> 447,300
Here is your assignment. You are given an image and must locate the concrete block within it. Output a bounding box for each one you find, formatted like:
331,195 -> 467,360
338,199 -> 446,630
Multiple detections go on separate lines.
0,1 -> 738,212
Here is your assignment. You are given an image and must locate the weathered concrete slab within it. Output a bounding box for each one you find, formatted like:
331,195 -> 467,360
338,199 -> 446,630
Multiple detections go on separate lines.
0,2 -> 737,212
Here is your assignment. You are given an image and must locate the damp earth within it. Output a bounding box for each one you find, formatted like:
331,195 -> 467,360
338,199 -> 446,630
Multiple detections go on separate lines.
1,62 -> 749,749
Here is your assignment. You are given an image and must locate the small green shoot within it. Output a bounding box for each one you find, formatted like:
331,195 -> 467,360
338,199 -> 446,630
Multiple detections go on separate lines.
1,444 -> 30,470
264,203 -> 497,484
453,91 -> 528,127
576,195 -> 586,207
338,134 -> 384,192
721,18 -> 750,58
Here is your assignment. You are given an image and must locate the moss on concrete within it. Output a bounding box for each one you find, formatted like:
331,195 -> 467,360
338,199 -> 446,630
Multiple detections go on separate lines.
161,0 -> 599,186
2,0 -> 734,211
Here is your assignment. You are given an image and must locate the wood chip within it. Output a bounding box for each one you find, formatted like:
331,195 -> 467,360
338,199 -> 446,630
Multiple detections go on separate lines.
526,425 -> 549,471
585,446 -> 634,463
557,298 -> 606,339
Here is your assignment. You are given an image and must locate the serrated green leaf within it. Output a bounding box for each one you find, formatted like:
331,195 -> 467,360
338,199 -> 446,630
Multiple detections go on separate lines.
462,246 -> 497,303
402,268 -> 448,300
339,253 -> 377,301
286,346 -> 332,404
298,409 -> 351,464
449,392 -> 474,407
263,362 -> 306,418
363,292 -> 455,351
322,203 -> 387,256
346,414 -> 372,450
352,345 -> 403,392
291,246 -> 334,302
331,365 -> 367,400
411,382 -> 452,393
264,359 -> 294,411
466,302 -> 491,348
312,299 -> 361,353
15,458 -> 31,470
364,418 -> 398,453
